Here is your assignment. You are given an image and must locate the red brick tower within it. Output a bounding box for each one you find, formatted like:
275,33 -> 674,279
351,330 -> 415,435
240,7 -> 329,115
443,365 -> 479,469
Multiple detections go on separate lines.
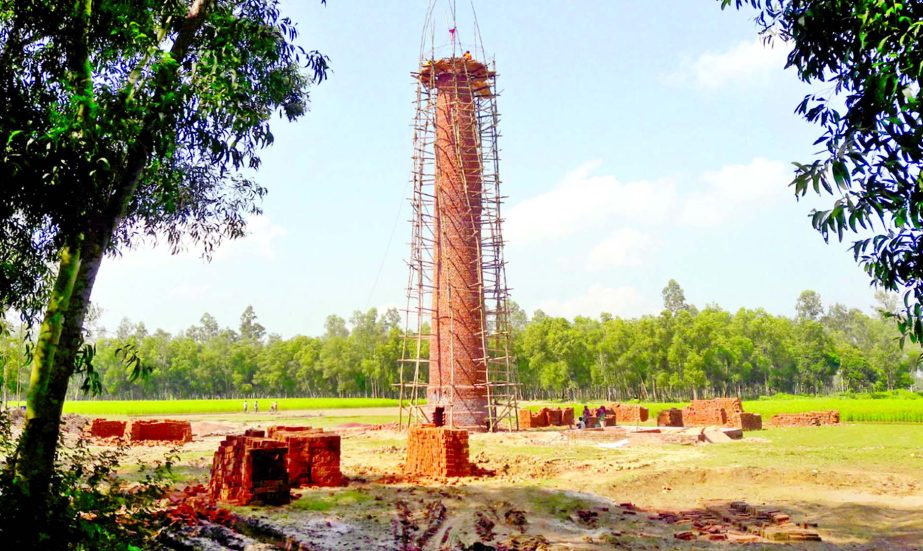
400,45 -> 518,433
417,57 -> 493,429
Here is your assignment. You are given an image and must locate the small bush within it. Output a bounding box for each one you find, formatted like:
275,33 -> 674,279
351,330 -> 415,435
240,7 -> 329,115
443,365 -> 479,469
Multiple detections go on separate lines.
0,412 -> 174,549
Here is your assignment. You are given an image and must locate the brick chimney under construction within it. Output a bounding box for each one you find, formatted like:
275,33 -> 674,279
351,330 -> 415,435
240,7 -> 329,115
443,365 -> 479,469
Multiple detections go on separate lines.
417,56 -> 494,429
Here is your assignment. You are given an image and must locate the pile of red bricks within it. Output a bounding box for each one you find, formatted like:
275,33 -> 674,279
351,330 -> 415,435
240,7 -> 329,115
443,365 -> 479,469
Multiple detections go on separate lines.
657,408 -> 684,427
770,411 -> 840,427
518,407 -> 573,428
128,419 -> 193,443
267,426 -> 343,487
87,419 -> 127,439
86,418 -> 192,443
208,431 -> 290,505
405,425 -> 471,477
681,398 -> 762,431
606,403 -> 649,424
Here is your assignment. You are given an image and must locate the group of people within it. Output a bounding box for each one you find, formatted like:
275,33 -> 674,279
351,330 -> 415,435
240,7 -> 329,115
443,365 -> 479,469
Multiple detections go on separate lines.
242,400 -> 278,414
576,404 -> 609,429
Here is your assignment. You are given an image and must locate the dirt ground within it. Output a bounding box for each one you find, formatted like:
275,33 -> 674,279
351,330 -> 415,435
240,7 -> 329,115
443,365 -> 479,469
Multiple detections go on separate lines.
83,408 -> 923,550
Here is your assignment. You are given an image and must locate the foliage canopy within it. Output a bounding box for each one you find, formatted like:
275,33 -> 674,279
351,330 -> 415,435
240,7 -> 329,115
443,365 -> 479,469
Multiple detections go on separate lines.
721,0 -> 923,342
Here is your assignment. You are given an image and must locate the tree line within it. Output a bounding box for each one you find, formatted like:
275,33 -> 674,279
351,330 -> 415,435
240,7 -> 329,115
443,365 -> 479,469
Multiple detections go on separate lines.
3,282 -> 917,403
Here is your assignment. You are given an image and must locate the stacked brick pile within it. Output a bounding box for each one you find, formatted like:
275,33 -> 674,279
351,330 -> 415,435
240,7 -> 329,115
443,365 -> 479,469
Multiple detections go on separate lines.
546,408 -> 563,426
208,434 -> 290,505
518,407 -> 574,428
87,418 -> 192,443
127,419 -> 193,443
405,424 -> 471,477
266,425 -> 321,438
681,399 -> 762,431
657,408 -> 683,427
265,426 -> 343,487
730,411 -> 763,430
770,411 -> 840,427
606,403 -> 650,424
518,408 -> 548,428
682,400 -> 729,426
87,419 -> 127,439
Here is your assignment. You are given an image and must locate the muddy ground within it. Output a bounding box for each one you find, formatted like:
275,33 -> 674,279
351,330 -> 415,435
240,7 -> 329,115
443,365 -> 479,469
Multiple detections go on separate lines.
79,409 -> 923,550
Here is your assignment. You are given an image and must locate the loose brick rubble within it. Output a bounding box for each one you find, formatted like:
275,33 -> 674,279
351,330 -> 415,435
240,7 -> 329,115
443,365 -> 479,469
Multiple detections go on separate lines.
770,410 -> 840,427
657,408 -> 683,427
681,398 -> 762,431
208,432 -> 290,506
405,425 -> 472,477
87,418 -> 128,439
86,418 -> 192,443
605,403 -> 649,424
623,500 -> 822,543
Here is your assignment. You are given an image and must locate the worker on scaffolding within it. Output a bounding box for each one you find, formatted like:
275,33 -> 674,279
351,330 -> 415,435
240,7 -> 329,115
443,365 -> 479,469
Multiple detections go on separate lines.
463,50 -> 472,61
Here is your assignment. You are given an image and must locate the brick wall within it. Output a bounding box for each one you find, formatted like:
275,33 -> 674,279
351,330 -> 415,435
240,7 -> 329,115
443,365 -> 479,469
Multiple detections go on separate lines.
657,408 -> 683,427
770,411 -> 840,427
405,425 -> 471,477
87,419 -> 127,439
208,435 -> 290,505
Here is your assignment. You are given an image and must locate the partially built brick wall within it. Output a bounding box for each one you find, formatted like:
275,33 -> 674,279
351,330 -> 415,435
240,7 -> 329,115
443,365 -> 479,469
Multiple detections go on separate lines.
266,426 -> 343,487
770,411 -> 840,427
208,435 -> 290,505
657,408 -> 683,427
606,403 -> 650,424
87,419 -> 127,439
405,425 -> 471,477
128,419 -> 193,443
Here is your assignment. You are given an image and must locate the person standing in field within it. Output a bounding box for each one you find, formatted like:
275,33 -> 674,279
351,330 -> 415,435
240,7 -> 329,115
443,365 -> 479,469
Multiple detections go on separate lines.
254,401 -> 260,414
271,401 -> 278,414
579,405 -> 591,429
596,405 -> 608,427
243,400 -> 248,414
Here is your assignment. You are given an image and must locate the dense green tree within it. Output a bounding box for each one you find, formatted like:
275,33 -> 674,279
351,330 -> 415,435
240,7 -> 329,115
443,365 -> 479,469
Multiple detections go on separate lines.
0,0 -> 329,529
661,279 -> 691,315
795,290 -> 824,321
239,305 -> 266,342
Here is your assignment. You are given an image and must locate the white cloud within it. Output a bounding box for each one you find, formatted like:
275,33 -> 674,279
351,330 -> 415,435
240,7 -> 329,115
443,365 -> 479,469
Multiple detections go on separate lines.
109,215 -> 287,268
505,161 -> 675,245
586,228 -> 658,271
665,39 -> 788,90
214,216 -> 287,261
538,285 -> 648,319
679,157 -> 791,227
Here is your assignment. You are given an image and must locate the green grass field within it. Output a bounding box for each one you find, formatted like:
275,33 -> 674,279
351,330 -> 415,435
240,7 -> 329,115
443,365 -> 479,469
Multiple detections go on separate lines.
22,392 -> 923,423
46,397 -> 400,416
529,392 -> 923,424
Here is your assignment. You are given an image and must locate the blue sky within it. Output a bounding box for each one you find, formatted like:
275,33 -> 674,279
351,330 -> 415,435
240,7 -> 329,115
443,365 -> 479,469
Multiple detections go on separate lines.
92,1 -> 877,337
